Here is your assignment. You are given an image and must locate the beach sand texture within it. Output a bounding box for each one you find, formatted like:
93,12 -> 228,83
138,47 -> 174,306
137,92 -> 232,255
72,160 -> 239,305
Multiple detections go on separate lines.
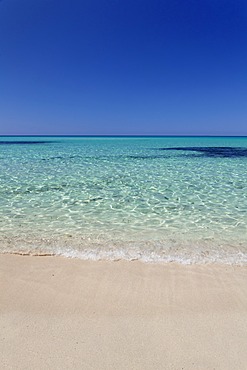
1,254 -> 247,370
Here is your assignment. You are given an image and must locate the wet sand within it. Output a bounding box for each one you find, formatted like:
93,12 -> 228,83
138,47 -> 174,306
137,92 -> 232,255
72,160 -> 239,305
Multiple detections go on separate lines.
0,254 -> 247,369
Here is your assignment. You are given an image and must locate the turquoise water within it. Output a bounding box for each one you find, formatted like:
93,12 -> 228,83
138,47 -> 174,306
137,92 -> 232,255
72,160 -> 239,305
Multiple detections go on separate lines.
0,136 -> 247,264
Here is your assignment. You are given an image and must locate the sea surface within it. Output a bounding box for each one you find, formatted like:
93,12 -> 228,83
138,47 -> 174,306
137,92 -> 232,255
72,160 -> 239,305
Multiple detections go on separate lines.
0,136 -> 247,264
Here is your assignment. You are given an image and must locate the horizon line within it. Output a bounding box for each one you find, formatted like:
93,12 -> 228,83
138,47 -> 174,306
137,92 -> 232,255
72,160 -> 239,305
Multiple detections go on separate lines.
0,134 -> 247,138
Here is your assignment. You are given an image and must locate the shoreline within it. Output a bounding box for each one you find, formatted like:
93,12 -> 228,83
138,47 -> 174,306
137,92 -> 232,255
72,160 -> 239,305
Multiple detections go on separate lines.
1,254 -> 247,369
2,250 -> 247,266
1,248 -> 247,266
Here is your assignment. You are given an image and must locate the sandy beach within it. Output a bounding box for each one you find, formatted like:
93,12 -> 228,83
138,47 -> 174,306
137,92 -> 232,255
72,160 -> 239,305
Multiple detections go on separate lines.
0,254 -> 247,370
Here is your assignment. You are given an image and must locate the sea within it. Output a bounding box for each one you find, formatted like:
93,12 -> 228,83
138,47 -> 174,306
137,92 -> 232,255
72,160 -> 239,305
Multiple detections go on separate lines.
0,136 -> 247,264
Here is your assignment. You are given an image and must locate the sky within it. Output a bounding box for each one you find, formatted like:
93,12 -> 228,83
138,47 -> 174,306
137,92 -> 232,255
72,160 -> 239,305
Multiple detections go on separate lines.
0,0 -> 247,135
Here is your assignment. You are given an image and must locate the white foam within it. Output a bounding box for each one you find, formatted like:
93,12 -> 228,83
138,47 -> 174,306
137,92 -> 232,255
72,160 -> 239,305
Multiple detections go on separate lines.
52,246 -> 247,265
1,234 -> 247,265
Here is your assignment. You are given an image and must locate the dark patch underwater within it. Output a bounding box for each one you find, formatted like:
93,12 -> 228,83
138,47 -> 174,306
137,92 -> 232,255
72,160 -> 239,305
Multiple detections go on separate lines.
157,147 -> 247,158
126,155 -> 166,160
0,141 -> 57,145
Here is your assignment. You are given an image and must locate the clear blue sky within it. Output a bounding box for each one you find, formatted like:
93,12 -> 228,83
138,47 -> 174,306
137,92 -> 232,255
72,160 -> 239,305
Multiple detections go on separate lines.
1,0 -> 246,135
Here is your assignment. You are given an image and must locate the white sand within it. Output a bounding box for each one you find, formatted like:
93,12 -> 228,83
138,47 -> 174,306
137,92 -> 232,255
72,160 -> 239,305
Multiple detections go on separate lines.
1,254 -> 247,369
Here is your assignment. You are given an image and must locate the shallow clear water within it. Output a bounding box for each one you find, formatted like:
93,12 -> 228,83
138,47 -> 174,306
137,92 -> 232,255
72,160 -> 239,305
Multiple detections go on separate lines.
0,136 -> 247,264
